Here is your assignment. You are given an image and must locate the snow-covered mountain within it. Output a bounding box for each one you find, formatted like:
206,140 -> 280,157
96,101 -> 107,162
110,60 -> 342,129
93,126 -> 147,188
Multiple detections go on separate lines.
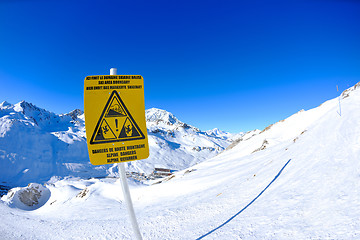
136,108 -> 236,173
0,103 -> 236,186
0,101 -> 89,186
1,82 -> 359,239
205,128 -> 244,141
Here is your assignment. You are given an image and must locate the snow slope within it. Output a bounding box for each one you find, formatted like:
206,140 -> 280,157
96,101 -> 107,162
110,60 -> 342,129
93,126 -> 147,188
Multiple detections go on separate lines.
0,104 -> 235,186
1,82 -> 359,239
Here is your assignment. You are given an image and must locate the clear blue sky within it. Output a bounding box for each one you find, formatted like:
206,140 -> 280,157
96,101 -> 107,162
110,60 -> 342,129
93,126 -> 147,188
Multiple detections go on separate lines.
1,0 -> 359,133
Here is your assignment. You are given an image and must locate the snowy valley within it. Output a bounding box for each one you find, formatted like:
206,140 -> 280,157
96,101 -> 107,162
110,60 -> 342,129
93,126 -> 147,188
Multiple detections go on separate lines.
0,82 -> 360,239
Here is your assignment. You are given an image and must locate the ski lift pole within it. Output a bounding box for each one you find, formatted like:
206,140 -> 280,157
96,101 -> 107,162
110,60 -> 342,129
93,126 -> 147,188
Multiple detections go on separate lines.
111,68 -> 143,240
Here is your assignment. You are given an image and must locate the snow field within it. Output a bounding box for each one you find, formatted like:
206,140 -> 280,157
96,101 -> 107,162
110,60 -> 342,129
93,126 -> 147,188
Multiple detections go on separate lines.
0,82 -> 360,239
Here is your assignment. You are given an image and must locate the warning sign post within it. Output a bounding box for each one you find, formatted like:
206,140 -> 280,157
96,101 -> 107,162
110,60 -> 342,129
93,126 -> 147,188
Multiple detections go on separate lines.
84,75 -> 149,165
84,69 -> 145,240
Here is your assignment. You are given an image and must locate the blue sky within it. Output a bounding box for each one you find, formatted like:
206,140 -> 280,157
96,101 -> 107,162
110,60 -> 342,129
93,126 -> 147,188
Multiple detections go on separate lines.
1,0 -> 359,133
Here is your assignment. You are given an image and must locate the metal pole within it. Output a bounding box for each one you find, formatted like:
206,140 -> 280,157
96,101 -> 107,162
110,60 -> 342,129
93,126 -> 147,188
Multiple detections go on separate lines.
110,68 -> 117,75
118,163 -> 143,240
111,68 -> 143,240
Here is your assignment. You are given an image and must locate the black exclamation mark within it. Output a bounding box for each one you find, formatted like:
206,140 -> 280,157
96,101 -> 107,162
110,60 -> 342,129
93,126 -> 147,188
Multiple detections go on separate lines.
115,119 -> 118,131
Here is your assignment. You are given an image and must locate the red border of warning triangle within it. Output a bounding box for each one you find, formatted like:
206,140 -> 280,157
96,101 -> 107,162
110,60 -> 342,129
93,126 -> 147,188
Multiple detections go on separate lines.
90,90 -> 145,145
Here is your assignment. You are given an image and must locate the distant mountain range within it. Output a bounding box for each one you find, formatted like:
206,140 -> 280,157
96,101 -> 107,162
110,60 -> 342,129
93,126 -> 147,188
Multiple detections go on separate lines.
0,102 -> 242,186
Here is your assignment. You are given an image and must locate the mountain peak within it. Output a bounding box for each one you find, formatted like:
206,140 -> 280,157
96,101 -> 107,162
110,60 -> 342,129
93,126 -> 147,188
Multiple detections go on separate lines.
146,108 -> 180,125
0,101 -> 12,109
206,128 -> 224,135
13,100 -> 42,113
62,109 -> 84,120
11,100 -> 60,127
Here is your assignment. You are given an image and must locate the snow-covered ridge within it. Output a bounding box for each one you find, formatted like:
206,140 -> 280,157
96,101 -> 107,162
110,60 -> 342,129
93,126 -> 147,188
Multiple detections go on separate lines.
61,109 -> 84,120
341,81 -> 360,99
15,101 -> 59,126
225,81 -> 360,156
1,100 -> 84,132
146,108 -> 180,125
0,101 -> 12,109
206,128 -> 245,141
146,107 -> 200,132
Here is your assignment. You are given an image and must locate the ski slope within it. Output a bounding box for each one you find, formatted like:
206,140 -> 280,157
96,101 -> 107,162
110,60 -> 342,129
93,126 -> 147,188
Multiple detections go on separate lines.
1,82 -> 360,239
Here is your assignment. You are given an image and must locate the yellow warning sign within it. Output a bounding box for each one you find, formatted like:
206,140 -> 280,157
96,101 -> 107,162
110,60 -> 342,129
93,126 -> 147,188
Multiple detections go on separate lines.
90,90 -> 145,144
84,75 -> 149,165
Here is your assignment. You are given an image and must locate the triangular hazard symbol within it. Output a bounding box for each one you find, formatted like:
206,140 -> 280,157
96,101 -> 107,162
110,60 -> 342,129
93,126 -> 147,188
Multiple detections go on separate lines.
119,117 -> 141,139
90,91 -> 145,145
105,96 -> 126,117
94,119 -> 117,141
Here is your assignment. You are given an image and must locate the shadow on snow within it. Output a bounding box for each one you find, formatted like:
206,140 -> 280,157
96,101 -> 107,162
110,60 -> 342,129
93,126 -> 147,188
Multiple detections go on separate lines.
196,159 -> 292,240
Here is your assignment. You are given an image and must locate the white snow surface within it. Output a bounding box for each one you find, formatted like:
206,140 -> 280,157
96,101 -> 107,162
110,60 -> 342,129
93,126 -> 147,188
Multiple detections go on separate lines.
0,104 -> 234,186
1,82 -> 360,239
